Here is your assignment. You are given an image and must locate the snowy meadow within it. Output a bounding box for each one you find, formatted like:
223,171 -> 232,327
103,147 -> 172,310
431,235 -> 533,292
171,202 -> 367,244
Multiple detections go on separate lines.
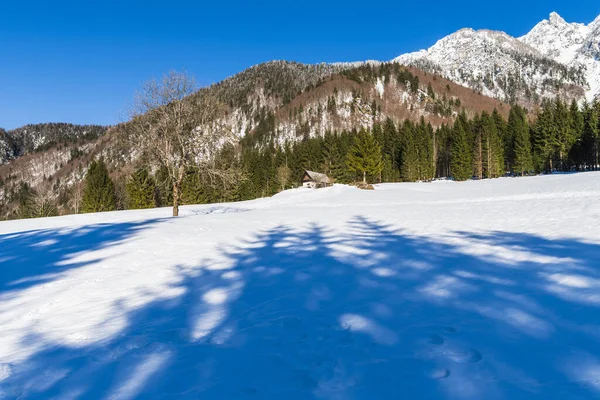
1,173 -> 600,399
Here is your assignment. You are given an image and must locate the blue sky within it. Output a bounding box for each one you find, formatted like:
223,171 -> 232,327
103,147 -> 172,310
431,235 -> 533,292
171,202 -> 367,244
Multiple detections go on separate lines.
1,1 -> 598,130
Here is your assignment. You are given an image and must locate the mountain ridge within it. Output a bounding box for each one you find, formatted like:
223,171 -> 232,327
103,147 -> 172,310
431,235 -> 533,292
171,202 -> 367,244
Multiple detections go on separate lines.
394,11 -> 599,103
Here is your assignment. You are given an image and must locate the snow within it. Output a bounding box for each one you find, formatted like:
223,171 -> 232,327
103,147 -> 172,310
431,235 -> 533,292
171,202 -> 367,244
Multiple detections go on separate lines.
1,173 -> 600,398
394,11 -> 600,102
519,12 -> 600,101
375,77 -> 385,99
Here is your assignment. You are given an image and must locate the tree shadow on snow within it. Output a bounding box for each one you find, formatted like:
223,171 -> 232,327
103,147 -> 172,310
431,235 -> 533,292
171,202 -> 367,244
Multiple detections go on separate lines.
0,219 -> 165,292
2,217 -> 600,399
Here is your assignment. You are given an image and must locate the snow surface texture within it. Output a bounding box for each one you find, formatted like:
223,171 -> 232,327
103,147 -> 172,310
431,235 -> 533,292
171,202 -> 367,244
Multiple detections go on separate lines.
1,173 -> 600,399
395,12 -> 600,102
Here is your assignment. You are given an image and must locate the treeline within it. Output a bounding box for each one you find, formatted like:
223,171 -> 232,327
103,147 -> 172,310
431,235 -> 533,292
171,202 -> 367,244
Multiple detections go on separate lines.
241,98 -> 600,197
5,98 -> 599,219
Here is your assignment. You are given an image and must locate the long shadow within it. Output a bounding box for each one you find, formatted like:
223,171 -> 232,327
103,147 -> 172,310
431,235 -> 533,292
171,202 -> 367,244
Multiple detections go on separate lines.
0,219 -> 165,292
2,218 -> 600,399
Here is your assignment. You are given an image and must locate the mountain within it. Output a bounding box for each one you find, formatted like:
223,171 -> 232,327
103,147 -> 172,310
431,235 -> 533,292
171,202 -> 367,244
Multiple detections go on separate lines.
0,61 -> 509,218
3,13 -> 600,219
520,12 -> 600,102
0,123 -> 108,164
519,12 -> 591,64
394,12 -> 600,104
207,61 -> 506,146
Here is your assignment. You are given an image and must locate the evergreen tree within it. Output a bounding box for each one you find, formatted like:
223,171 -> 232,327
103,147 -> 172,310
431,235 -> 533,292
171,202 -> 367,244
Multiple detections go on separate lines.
509,106 -> 533,175
400,121 -> 418,181
154,166 -> 173,207
450,119 -> 472,181
554,98 -> 575,171
492,108 -> 508,172
346,130 -> 383,183
531,100 -> 556,173
82,159 -> 117,213
473,114 -> 484,179
126,167 -> 156,209
481,111 -> 503,178
416,118 -> 435,181
582,101 -> 599,169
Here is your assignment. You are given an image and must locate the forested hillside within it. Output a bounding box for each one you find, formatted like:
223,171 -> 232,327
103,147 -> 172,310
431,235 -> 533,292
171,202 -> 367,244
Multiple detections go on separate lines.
1,61 -> 598,221
0,123 -> 107,164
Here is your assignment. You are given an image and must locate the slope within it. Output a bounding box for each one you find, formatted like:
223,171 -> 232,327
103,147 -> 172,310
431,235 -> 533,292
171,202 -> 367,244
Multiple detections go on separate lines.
1,173 -> 600,398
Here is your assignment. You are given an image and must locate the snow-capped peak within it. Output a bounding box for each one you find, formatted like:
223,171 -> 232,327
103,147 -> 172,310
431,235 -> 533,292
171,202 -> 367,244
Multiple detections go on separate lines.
549,11 -> 567,26
520,12 -> 600,101
393,25 -> 584,105
393,11 -> 600,103
519,12 -> 590,64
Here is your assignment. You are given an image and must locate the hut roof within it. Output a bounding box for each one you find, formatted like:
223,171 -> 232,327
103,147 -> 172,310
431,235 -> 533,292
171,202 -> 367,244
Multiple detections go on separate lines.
304,170 -> 331,184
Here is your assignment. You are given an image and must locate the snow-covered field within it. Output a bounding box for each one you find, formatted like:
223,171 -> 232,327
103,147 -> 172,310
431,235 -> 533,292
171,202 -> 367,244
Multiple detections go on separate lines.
1,173 -> 600,399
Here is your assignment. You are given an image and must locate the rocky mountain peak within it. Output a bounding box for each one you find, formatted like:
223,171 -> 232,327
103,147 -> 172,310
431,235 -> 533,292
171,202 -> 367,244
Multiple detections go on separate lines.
394,12 -> 598,103
549,12 -> 567,26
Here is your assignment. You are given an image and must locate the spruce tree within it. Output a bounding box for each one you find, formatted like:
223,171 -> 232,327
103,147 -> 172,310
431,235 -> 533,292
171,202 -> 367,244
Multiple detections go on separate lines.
400,121 -> 418,181
473,114 -> 484,179
492,108 -> 508,171
417,118 -> 434,181
554,98 -> 575,171
82,159 -> 117,213
450,119 -> 472,181
481,112 -> 503,178
154,165 -> 173,207
531,100 -> 556,173
126,167 -> 156,209
583,102 -> 599,169
509,106 -> 533,175
346,130 -> 383,184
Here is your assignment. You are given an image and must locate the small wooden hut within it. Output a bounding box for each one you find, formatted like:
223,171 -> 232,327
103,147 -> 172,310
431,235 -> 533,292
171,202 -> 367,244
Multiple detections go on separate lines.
301,170 -> 332,189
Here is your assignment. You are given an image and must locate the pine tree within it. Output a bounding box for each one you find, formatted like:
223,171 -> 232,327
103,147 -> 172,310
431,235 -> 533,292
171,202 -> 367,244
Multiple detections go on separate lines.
400,121 -> 418,181
531,100 -> 556,173
126,167 -> 156,209
582,101 -> 599,169
481,112 -> 503,178
554,98 -> 575,171
492,108 -> 508,172
450,119 -> 472,181
154,165 -> 173,207
346,130 -> 383,183
510,106 -> 533,175
82,159 -> 117,213
416,118 -> 434,181
473,114 -> 484,179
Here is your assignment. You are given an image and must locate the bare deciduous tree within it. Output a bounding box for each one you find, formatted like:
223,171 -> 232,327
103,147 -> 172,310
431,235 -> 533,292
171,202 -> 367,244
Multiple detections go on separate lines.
18,182 -> 58,219
126,70 -> 239,216
69,182 -> 83,214
277,164 -> 291,192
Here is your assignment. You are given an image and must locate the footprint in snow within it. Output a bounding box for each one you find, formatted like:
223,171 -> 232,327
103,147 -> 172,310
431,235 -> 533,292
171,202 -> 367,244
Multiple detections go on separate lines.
443,348 -> 482,364
429,368 -> 451,379
428,334 -> 445,345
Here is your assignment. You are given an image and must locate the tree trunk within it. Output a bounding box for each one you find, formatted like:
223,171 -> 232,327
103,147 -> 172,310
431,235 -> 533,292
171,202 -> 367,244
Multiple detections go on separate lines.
172,183 -> 179,217
363,170 -> 366,184
172,166 -> 185,217
487,136 -> 492,178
